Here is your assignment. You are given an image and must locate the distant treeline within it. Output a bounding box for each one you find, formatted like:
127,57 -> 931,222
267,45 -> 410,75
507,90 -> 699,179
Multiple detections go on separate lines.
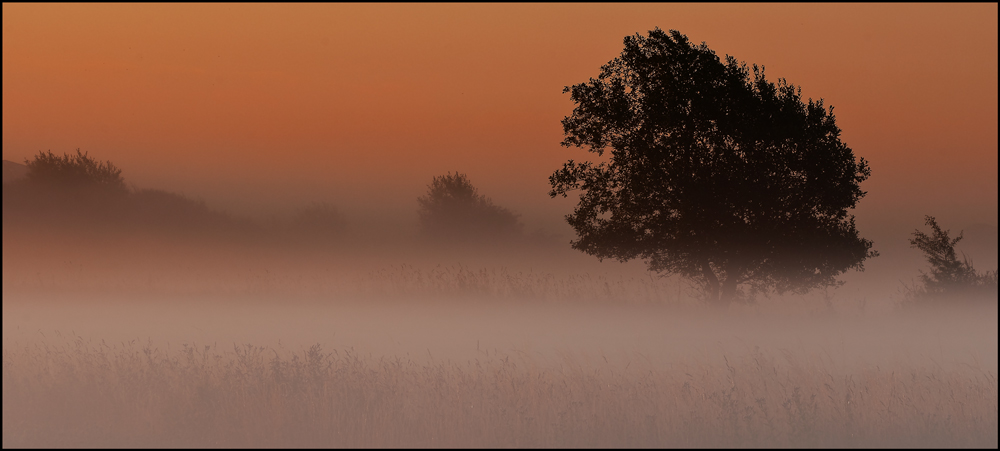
2,150 -> 539,248
3,150 -> 261,243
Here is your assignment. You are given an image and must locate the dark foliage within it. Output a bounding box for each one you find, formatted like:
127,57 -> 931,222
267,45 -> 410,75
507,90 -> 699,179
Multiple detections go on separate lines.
24,149 -> 127,193
4,150 -> 259,242
5,150 -> 130,224
906,216 -> 998,304
550,29 -> 877,305
417,172 -> 522,243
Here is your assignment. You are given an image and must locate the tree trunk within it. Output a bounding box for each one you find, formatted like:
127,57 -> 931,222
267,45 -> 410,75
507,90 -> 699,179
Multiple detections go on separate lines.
702,260 -> 742,306
720,276 -> 739,305
701,261 -> 723,305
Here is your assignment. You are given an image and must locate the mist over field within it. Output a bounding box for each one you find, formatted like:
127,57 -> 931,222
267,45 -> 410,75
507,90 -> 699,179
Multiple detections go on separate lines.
3,180 -> 998,447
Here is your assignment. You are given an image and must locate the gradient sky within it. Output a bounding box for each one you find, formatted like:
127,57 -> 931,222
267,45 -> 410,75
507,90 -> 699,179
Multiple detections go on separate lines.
3,3 -> 997,241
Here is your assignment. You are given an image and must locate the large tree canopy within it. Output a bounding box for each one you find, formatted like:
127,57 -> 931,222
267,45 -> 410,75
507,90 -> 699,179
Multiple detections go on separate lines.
550,28 -> 877,305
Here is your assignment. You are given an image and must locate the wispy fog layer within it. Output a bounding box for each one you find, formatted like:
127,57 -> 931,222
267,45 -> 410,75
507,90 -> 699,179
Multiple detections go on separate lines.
3,206 -> 997,447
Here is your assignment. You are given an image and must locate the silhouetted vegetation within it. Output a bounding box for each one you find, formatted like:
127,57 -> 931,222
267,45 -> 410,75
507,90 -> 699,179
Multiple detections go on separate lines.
905,216 -> 998,304
24,149 -> 127,192
3,149 -> 260,241
550,29 -> 877,305
4,150 -> 131,225
417,172 -> 522,243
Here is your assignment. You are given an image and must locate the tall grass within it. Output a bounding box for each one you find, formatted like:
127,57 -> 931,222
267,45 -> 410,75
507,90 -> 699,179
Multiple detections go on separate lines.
4,336 -> 996,448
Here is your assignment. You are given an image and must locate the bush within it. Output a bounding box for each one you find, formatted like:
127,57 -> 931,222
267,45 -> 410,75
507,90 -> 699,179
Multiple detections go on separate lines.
906,216 -> 998,304
417,172 -> 522,243
3,150 -> 131,225
4,150 -> 259,242
24,149 -> 127,193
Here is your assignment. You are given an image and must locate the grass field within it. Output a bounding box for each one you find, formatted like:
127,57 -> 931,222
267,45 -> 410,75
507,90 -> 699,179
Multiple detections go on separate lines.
4,334 -> 996,448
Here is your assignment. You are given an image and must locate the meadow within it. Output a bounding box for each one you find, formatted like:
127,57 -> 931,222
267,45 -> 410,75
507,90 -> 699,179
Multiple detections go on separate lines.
3,324 -> 996,448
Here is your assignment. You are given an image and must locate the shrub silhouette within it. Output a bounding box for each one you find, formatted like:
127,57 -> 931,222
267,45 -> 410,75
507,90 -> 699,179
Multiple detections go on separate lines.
24,149 -> 127,193
5,150 -> 257,240
5,149 -> 130,223
417,172 -> 522,243
907,216 -> 998,304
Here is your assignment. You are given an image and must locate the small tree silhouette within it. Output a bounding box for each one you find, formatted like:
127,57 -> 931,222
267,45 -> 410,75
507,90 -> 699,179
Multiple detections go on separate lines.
910,216 -> 977,290
908,216 -> 998,303
417,172 -> 522,242
5,149 -> 129,221
24,149 -> 127,193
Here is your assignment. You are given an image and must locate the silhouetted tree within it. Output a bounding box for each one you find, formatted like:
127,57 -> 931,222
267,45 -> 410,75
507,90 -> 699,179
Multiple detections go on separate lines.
417,172 -> 522,242
550,29 -> 877,305
5,149 -> 129,222
24,149 -> 127,193
910,216 -> 977,289
908,216 -> 998,303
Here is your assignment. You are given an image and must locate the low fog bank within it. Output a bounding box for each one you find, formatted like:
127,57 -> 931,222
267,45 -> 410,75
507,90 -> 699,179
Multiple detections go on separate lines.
3,294 -> 997,447
4,293 -> 997,372
5,215 -> 994,315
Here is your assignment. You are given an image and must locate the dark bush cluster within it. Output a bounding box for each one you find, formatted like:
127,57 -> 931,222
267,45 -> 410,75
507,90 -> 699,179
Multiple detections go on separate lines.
3,150 -> 255,240
24,149 -> 127,192
416,172 -> 523,243
905,216 -> 998,304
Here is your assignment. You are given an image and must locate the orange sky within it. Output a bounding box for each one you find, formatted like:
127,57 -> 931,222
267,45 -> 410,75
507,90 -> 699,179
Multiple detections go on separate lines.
3,4 -> 997,239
